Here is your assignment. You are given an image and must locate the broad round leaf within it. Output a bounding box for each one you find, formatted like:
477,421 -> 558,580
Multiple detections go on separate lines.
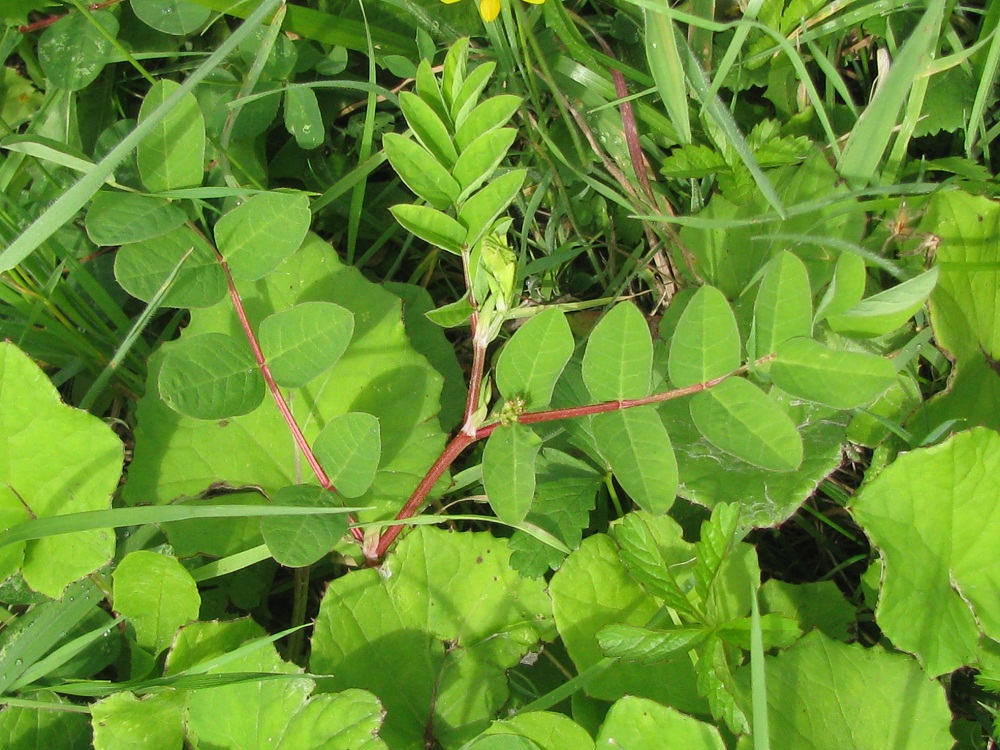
86,191 -> 187,246
283,86 -> 325,150
260,484 -> 349,568
112,551 -> 199,654
667,285 -> 741,387
38,11 -> 118,91
690,378 -> 803,472
130,0 -> 210,35
582,303 -> 653,401
137,79 -> 206,192
749,250 -> 812,358
483,712 -> 593,750
312,412 -> 381,498
91,691 -> 185,750
158,333 -> 265,420
596,696 -> 725,750
259,301 -> 354,388
592,408 -> 677,514
482,423 -> 542,525
215,192 -> 311,281
495,308 -> 573,409
114,225 -> 227,309
771,337 -> 896,409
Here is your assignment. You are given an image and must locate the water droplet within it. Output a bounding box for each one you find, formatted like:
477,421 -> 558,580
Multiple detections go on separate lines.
14,659 -> 22,667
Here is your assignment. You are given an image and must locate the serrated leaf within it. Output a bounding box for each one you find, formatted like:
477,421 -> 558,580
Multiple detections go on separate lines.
496,308 -> 574,409
715,613 -> 801,650
771,338 -> 896,409
137,79 -> 205,192
283,86 -> 325,150
455,95 -> 522,151
592,408 -> 678,514
598,624 -> 709,663
112,551 -> 199,654
458,169 -> 526,249
131,0 -> 210,35
453,128 -> 517,200
390,204 -> 466,255
85,191 -> 186,246
482,423 -> 542,526
690,378 -> 802,471
260,485 -> 349,568
258,301 -> 354,388
693,503 -> 741,606
596,696 -> 725,750
312,413 -> 381,499
749,250 -> 812,359
399,91 -> 458,167
383,133 -> 460,210
660,143 -> 726,179
827,266 -> 939,337
815,251 -> 866,322
215,192 -> 311,282
38,11 -> 117,91
611,511 -> 697,617
582,303 -> 653,401
667,286 -> 740,387
158,332 -> 265,420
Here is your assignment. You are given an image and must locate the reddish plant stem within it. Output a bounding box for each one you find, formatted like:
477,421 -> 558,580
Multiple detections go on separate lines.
18,0 -> 124,32
461,338 -> 487,436
218,252 -> 365,544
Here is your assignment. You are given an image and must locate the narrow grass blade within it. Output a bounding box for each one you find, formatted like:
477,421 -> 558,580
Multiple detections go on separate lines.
966,4 -> 1000,155
9,616 -> 125,693
645,8 -> 691,144
750,584 -> 771,750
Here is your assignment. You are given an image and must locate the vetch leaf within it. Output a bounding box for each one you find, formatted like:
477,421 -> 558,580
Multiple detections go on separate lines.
85,191 -> 186,246
596,696 -> 725,750
383,133 -> 460,211
827,266 -> 939,337
215,192 -> 311,282
458,169 -> 527,249
483,423 -> 542,526
137,79 -> 205,192
582,303 -> 653,401
749,250 -> 812,359
158,332 -> 265,420
690,378 -> 802,471
258,301 -> 354,389
455,95 -> 522,152
112,551 -> 200,654
450,61 -> 497,125
312,413 -> 381,499
815,251 -> 866,322
38,11 -> 118,91
496,308 -> 573,409
260,485 -> 348,568
399,91 -> 458,167
592,408 -> 678,514
667,285 -> 740,387
771,338 -> 896,409
283,85 -> 325,150
390,204 -> 466,255
453,128 -> 517,200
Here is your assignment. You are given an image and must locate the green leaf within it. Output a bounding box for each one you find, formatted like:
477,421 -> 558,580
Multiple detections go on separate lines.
131,0 -> 210,35
38,11 -> 118,91
748,251 -> 812,359
390,204 -> 466,255
259,302 -> 354,389
91,691 -> 185,750
85,191 -> 187,246
312,413 -> 381,499
850,428 -> 1000,676
827,267 -> 939,337
112,551 -> 200,654
114,225 -> 227,308
283,86 -> 325,150
667,286 -> 741,387
425,297 -> 475,328
482,712 -> 594,750
770,338 -> 896,409
453,128 -> 517,200
455,95 -> 522,152
692,502 -> 742,608
0,695 -> 91,749
690,378 -> 803,471
260,485 -> 349,568
215,192 -> 311,282
596,696 -> 725,750
483,423 -> 542,526
383,133 -> 460,210
136,79 -> 206,192
414,59 -> 449,129
450,61 -> 496,125
598,624 -> 709,663
399,91 -> 458,167
441,37 -> 470,114
158,332 -> 266,420
0,343 -> 121,597
582,303 -> 653,401
815,252 -> 866,322
592,408 -> 678,514
736,632 -> 952,748
760,579 -> 856,642
458,169 -> 527,249
496,308 -> 574,409
645,8 -> 691,145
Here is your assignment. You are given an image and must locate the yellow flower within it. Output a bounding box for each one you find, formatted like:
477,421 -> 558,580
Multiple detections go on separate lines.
441,0 -> 543,23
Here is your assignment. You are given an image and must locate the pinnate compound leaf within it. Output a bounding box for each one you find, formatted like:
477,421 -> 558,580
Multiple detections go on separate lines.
483,423 -> 542,525
383,133 -> 460,210
749,250 -> 812,358
215,192 -> 311,281
827,266 -> 939,337
390,204 -> 466,255
137,79 -> 205,192
114,225 -> 227,308
38,11 -> 117,91
91,691 -> 185,750
312,413 -> 381,499
850,427 -> 1000,676
598,624 -> 709,664
496,308 -> 573,408
458,169 -> 527,248
86,191 -> 186,246
283,85 -> 325,150
260,485 -> 348,568
771,337 -> 896,409
815,251 -> 866,322
596,696 -> 725,750
0,343 -> 121,597
592,408 -> 677,514
112,551 -> 200,654
450,61 -> 496,125
690,378 -> 802,471
158,332 -> 265,420
582,302 -> 652,401
667,285 -> 740,387
453,128 -> 517,199
736,632 -> 952,749
259,302 -> 354,388
131,0 -> 210,35
399,91 -> 458,167
455,95 -> 522,151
